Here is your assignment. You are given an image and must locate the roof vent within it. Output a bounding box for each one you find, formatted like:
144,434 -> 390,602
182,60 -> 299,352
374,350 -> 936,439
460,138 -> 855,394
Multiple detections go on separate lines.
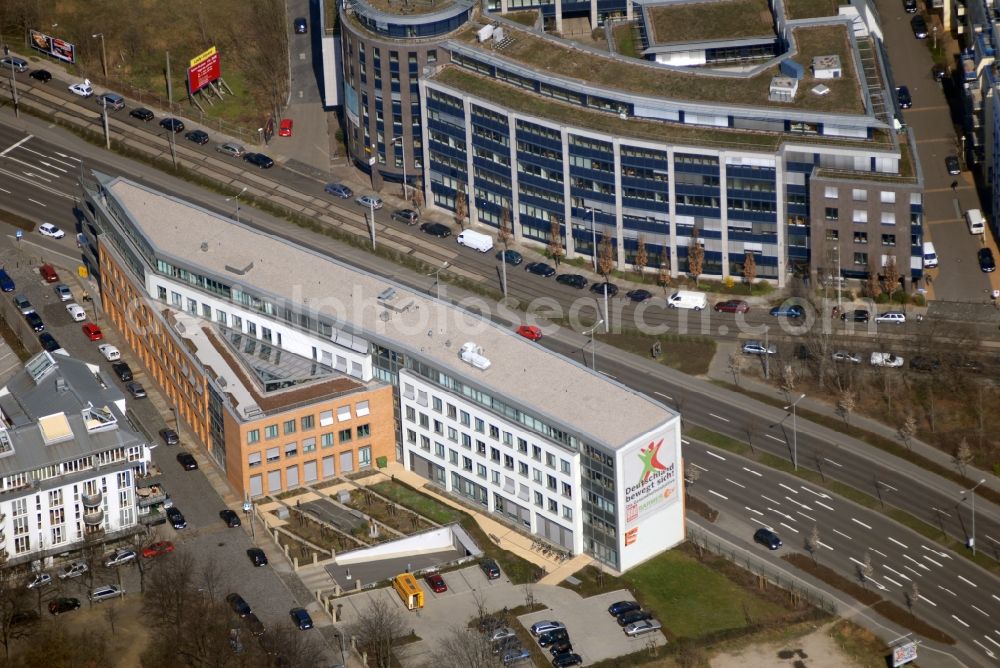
812,54 -> 842,79
769,76 -> 799,102
459,342 -> 491,370
55,378 -> 68,392
201,242 -> 209,252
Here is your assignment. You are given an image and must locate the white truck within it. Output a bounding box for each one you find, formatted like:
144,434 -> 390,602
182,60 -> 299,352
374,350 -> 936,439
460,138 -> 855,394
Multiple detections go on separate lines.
870,352 -> 904,367
456,230 -> 495,253
666,290 -> 707,310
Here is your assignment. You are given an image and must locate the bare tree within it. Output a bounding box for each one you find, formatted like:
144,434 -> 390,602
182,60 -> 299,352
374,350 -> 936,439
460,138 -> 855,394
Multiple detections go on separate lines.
548,216 -> 565,268
223,0 -> 290,122
497,207 -> 512,251
907,582 -> 920,618
898,414 -> 917,450
411,187 -> 425,213
742,251 -> 757,294
953,438 -> 973,477
127,526 -> 159,593
657,246 -> 671,294
597,234 -> 615,280
865,262 -> 881,300
778,363 -> 797,398
0,568 -> 33,658
426,626 -> 502,668
144,551 -> 197,633
858,551 -> 874,589
836,390 -> 855,424
684,459 -> 700,486
883,257 -> 900,298
687,227 -> 704,286
727,353 -> 744,386
634,235 -> 648,282
805,526 -> 821,564
104,602 -> 119,634
454,183 -> 468,230
349,596 -> 407,668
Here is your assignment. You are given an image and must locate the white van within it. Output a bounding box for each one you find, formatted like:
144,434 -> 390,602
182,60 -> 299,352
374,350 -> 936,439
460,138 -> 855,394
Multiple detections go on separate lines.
456,230 -> 494,253
98,344 -> 121,361
966,209 -> 985,234
65,303 -> 86,322
922,241 -> 938,268
667,290 -> 708,311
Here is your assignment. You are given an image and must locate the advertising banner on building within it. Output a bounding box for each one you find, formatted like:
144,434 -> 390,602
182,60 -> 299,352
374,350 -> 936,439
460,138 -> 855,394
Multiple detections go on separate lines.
187,46 -> 221,94
29,30 -> 76,64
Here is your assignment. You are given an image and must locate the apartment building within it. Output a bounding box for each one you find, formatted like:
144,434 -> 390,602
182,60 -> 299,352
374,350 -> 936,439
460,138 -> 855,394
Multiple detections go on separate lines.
0,352 -> 153,565
78,172 -> 681,572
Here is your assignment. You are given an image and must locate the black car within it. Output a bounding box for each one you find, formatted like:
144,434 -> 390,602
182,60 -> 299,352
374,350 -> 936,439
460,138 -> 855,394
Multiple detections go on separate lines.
945,154 -> 961,175
177,452 -> 198,470
293,17 -> 308,33
555,274 -> 588,289
978,247 -> 996,273
38,332 -> 61,352
420,222 -> 452,238
625,289 -> 652,302
525,262 -> 556,277
590,282 -> 619,296
111,362 -> 133,382
896,86 -> 912,109
538,629 -> 569,647
932,64 -> 948,82
48,597 -> 81,615
159,428 -> 179,445
129,107 -> 154,122
753,528 -> 782,550
617,609 -> 653,626
552,654 -> 583,667
290,607 -> 313,630
220,509 -> 242,527
904,0 -> 917,11
227,593 -> 252,617
159,117 -> 185,133
243,153 -> 275,169
25,312 -> 44,332
497,249 -> 523,265
244,613 -> 265,636
911,15 -> 928,38
548,640 -> 573,656
391,209 -> 419,225
608,600 -> 640,617
910,356 -> 941,372
166,506 -> 187,530
840,309 -> 870,323
247,548 -> 268,567
185,130 -> 210,145
479,559 -> 501,579
30,69 -> 52,83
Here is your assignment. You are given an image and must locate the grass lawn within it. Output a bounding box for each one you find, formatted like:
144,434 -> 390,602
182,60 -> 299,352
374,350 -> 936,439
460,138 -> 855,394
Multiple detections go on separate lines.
601,332 -> 716,376
784,0 -> 842,19
613,24 -> 640,59
506,10 -> 540,27
370,481 -> 462,525
649,0 -> 773,43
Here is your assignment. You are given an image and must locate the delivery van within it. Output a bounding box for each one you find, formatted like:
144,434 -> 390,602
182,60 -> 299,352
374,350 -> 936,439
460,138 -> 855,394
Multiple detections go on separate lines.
966,209 -> 985,234
667,290 -> 708,311
922,241 -> 938,269
456,230 -> 494,253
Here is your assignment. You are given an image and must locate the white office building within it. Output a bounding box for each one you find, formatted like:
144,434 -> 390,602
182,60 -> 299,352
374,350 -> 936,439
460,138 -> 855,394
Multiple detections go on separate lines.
0,352 -> 153,565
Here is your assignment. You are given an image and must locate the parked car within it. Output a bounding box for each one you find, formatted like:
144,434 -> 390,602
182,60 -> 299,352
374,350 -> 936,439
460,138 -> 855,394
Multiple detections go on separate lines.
531,620 -> 566,636
129,107 -> 154,122
753,528 -> 782,550
220,509 -> 242,527
617,609 -> 653,626
424,572 -> 447,593
479,559 -> 501,580
624,619 -> 662,637
625,289 -> 653,302
58,561 -> 88,579
142,541 -> 175,558
242,152 -> 274,169
247,548 -> 268,567
904,0 -> 917,12
111,362 -> 133,382
552,653 -> 583,667
608,601 -> 640,617
39,222 -> 65,239
391,209 -> 419,225
549,639 -> 573,656
896,86 -> 912,109
227,593 -> 253,617
48,597 -> 81,615
0,269 -> 14,292
159,117 -> 185,133
244,612 -> 265,636
497,249 -> 523,266
54,283 -> 72,301
515,325 -> 542,341
217,143 -> 246,158
66,302 -> 86,321
39,263 -> 59,283
166,506 -> 187,530
910,356 -> 941,372
96,92 -> 125,110
38,333 -> 61,352
911,14 -> 928,38
831,351 -> 861,364
177,452 -> 198,470
525,262 -> 556,277
68,80 -> 94,97
278,118 -> 293,137
840,309 -> 870,322
492,637 -> 520,656
355,194 -> 383,209
294,17 -> 308,33
26,573 -> 52,590
979,247 -> 996,273
871,352 -> 904,367
82,323 -> 104,340
769,304 -> 804,318
13,294 -> 33,314
590,281 -> 619,296
420,222 -> 452,238
324,182 -> 353,198
30,69 -> 52,83
555,274 -> 588,289
488,627 -> 516,643
159,428 -> 180,445
98,344 -> 120,361
185,129 -> 210,145
538,629 -> 569,647
945,154 -> 961,175
290,607 -> 313,630
742,340 -> 776,355
501,647 -> 531,665
714,299 -> 749,313
1,56 -> 28,72
25,312 -> 44,332
89,585 -> 124,603
104,549 -> 137,568
126,381 -> 146,398
874,311 -> 906,325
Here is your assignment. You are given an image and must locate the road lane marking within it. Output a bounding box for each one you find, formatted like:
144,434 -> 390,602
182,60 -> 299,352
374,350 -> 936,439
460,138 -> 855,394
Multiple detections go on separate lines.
883,575 -> 902,587
903,554 -> 930,571
817,541 -> 834,551
800,486 -> 829,499
882,565 -> 910,581
796,510 -> 815,522
851,518 -> 872,530
681,439 -> 690,445
745,506 -> 763,516
903,565 -> 922,577
832,529 -> 852,540
0,186 -> 9,194
922,544 -> 951,559
28,198 -> 47,207
654,392 -> 673,401
918,594 -> 937,607
875,480 -> 898,492
972,605 -> 990,618
761,495 -> 781,505
708,489 -> 728,500
869,547 -> 887,558
784,496 -> 811,510
742,467 -> 762,477
952,615 -> 970,628
887,537 -> 908,549
766,435 -> 784,443
984,635 -> 1000,649
778,483 -> 798,494
938,585 -> 956,596
931,507 -> 951,518
958,575 -> 978,588
708,413 -> 730,422
972,640 -> 995,659
726,478 -> 745,489
21,169 -> 52,182
985,535 -> 1000,546
691,463 -> 709,471
779,522 -> 799,534
705,451 -> 726,461
0,135 -> 33,156
993,595 -> 1000,604
815,501 -> 835,511
924,555 -> 943,568
824,457 -> 843,468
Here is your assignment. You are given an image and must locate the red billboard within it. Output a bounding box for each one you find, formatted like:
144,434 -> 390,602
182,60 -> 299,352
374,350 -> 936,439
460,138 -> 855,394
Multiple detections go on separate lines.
188,46 -> 221,94
29,30 -> 76,64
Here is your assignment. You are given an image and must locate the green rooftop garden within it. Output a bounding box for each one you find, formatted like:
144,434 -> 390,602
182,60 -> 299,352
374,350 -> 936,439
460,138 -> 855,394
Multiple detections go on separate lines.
648,0 -> 774,44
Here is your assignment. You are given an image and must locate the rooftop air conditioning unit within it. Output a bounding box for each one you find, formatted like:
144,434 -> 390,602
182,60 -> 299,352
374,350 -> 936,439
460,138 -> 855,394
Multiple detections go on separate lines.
459,342 -> 491,370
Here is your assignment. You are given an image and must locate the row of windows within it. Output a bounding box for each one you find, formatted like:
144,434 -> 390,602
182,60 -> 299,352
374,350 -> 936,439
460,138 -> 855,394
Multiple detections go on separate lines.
246,402 -> 371,443
247,425 -> 371,467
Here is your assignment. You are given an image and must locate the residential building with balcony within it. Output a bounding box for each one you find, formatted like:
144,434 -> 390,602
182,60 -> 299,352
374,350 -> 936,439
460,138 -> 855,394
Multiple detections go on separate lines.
0,352 -> 153,565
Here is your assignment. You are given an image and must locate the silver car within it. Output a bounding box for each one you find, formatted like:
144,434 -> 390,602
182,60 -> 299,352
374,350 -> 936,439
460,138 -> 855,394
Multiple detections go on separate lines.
624,619 -> 662,636
58,561 -> 88,579
89,584 -> 124,602
104,549 -> 137,568
216,142 -> 246,158
1,56 -> 28,73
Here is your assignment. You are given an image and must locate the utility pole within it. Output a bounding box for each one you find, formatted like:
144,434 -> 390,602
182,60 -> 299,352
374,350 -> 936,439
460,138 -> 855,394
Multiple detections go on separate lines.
92,33 -> 107,78
369,199 -> 377,250
961,479 -> 986,556
763,326 -> 770,379
101,96 -> 110,150
7,58 -> 18,118
165,51 -> 177,169
584,320 -> 604,371
784,393 -> 806,470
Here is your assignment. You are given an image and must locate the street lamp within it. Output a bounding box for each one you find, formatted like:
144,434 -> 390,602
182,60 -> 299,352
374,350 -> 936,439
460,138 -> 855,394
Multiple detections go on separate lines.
429,261 -> 450,299
392,136 -> 408,200
583,320 -> 604,371
225,186 -> 248,224
92,33 -> 107,78
783,393 -> 806,471
960,479 -> 987,556
5,55 -> 18,118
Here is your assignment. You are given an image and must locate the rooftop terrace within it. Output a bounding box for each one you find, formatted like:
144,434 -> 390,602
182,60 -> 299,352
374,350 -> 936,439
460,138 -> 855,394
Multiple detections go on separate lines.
647,0 -> 775,44
456,22 -> 864,114
353,0 -> 455,16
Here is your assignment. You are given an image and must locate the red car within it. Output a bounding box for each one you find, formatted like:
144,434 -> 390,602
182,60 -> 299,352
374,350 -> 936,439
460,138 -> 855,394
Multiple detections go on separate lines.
515,325 -> 542,341
142,541 -> 175,559
81,323 -> 103,341
713,299 -> 750,314
39,264 -> 60,283
424,572 -> 447,593
279,118 -> 293,137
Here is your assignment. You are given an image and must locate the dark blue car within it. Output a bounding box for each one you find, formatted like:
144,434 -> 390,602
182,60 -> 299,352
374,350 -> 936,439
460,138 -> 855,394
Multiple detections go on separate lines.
243,153 -> 275,169
0,268 -> 13,292
289,607 -> 313,630
769,304 -> 804,318
525,262 -> 556,277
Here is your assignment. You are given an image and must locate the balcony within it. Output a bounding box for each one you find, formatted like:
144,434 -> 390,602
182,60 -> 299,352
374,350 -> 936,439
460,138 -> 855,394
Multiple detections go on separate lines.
83,509 -> 104,526
136,484 -> 167,509
81,491 -> 103,507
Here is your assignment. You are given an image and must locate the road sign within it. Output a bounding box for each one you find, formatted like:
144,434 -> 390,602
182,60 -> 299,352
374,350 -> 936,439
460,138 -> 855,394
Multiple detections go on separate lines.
15,230 -> 23,239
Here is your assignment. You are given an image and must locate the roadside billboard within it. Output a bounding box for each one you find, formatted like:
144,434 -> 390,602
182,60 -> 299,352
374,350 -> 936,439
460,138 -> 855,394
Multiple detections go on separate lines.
892,642 -> 918,667
187,46 -> 221,94
29,30 -> 76,64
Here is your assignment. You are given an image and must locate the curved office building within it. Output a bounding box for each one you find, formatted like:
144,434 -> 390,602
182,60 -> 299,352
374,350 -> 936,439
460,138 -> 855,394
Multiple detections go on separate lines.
339,0 -> 922,287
